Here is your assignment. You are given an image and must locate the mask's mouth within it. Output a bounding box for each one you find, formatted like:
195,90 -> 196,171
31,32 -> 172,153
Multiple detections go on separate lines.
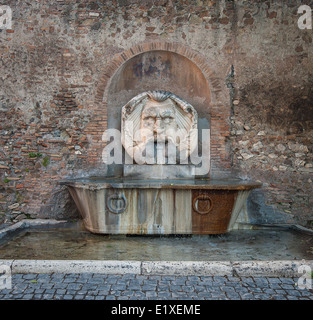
153,136 -> 168,143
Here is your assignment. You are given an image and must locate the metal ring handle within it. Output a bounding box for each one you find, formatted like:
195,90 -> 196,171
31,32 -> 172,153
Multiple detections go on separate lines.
107,193 -> 127,214
192,194 -> 213,215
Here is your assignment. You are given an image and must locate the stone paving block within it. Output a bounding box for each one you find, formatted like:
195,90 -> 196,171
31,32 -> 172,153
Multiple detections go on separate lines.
226,293 -> 241,300
12,288 -> 24,294
210,292 -> 227,299
299,289 -> 313,296
40,283 -> 54,289
194,285 -> 208,292
63,277 -> 78,283
281,284 -> 296,290
129,278 -> 144,285
161,275 -> 177,281
92,274 -> 108,280
66,283 -> 82,290
56,289 -> 66,295
81,284 -> 98,290
127,284 -> 142,291
143,279 -> 158,286
97,284 -> 111,291
67,290 -> 80,295
170,279 -> 187,285
275,289 -> 287,295
268,278 -> 282,284
79,273 -> 95,279
267,283 -> 281,289
197,292 -> 213,299
44,289 -> 56,295
142,284 -> 157,291
248,287 -> 263,293
262,288 -> 276,295
1,272 -> 313,301
186,279 -> 200,286
181,285 -> 194,292
75,278 -> 89,284
239,292 -> 255,299
22,274 -> 38,280
147,275 -> 162,281
76,290 -> 88,296
157,291 -> 172,298
223,286 -> 236,293
145,291 -> 158,298
98,290 -> 110,296
253,293 -> 272,300
169,285 -> 182,292
121,290 -> 135,296
50,274 -> 65,280
280,278 -> 296,284
286,289 -> 302,296
87,278 -> 105,284
187,275 -> 201,281
53,283 -> 68,289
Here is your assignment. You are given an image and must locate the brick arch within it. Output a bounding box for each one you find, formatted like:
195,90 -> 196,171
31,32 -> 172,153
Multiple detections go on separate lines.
95,41 -> 226,106
86,41 -> 231,175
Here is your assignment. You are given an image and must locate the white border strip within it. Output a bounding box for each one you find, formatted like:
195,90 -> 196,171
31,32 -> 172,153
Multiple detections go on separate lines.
0,259 -> 312,278
11,260 -> 141,274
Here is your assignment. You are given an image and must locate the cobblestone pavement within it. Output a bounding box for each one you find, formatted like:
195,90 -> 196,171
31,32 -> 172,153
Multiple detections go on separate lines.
0,273 -> 313,300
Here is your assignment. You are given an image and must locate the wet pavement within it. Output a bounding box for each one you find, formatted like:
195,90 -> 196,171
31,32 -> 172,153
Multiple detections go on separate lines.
0,225 -> 312,261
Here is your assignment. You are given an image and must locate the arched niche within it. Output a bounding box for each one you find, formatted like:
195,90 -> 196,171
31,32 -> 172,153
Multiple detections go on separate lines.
106,50 -> 211,132
89,42 -> 231,178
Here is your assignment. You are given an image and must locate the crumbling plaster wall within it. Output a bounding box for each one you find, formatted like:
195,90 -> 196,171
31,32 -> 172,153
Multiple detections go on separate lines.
0,0 -> 312,227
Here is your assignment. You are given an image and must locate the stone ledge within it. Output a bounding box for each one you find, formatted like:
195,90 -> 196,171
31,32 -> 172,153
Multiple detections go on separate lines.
231,260 -> 313,278
0,219 -> 68,240
10,260 -> 141,275
142,261 -> 233,276
0,259 -> 311,278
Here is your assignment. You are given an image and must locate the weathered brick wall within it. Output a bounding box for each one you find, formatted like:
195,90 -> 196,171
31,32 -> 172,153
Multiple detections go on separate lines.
0,0 -> 312,227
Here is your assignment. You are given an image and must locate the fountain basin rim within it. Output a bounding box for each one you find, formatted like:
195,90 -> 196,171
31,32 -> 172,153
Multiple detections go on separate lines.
60,177 -> 262,191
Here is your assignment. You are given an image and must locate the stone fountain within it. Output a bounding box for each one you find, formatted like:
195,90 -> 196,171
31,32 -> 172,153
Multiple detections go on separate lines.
62,91 -> 261,235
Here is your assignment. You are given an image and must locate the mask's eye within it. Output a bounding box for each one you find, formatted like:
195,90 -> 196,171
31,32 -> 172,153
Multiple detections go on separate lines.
143,116 -> 154,121
162,116 -> 173,123
142,116 -> 155,128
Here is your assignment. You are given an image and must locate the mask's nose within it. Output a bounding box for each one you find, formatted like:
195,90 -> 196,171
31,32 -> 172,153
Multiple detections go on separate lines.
153,118 -> 163,133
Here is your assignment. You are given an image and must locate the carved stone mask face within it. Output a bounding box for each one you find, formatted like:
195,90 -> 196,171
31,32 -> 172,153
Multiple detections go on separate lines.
140,99 -> 177,142
121,91 -> 198,164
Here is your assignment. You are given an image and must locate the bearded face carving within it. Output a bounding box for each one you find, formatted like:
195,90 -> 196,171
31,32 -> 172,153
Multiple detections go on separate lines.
121,91 -> 198,165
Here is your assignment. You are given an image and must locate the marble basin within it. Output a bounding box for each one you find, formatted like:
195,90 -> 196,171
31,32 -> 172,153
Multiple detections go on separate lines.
61,178 -> 261,235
